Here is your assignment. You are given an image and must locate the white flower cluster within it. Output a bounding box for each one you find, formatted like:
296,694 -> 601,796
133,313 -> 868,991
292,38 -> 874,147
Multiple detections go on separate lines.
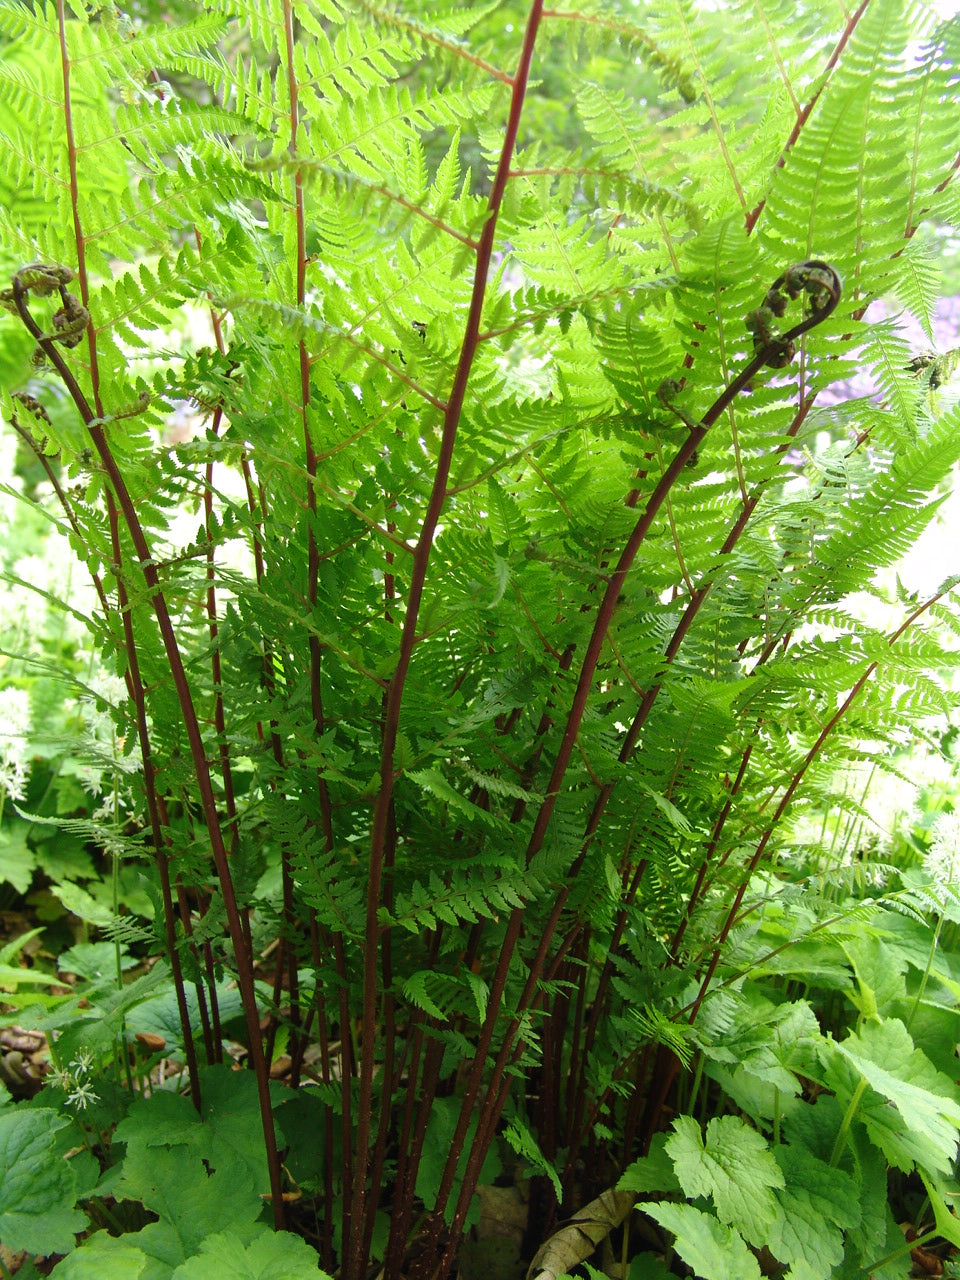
923,810 -> 960,896
49,1047 -> 99,1111
0,536 -> 99,657
0,685 -> 31,804
68,669 -> 141,799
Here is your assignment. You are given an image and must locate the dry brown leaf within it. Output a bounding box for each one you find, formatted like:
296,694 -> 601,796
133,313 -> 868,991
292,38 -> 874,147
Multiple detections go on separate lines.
526,1187 -> 634,1280
910,1243 -> 944,1276
135,1032 -> 166,1052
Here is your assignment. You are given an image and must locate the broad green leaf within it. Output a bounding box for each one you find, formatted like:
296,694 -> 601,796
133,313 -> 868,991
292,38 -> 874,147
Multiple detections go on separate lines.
0,928 -> 45,966
840,936 -> 907,1020
0,962 -> 60,987
171,1228 -> 331,1279
903,1002 -> 960,1082
628,1255 -> 675,1279
124,981 -> 245,1050
784,1262 -> 828,1280
768,1143 -> 860,1272
618,1134 -> 681,1194
748,935 -> 852,988
114,1142 -> 263,1255
840,1124 -> 895,1275
829,1018 -> 960,1174
701,996 -> 822,1123
49,1217 -> 193,1280
666,1115 -> 784,1244
112,1063 -> 278,1199
0,926 -> 58,988
0,822 -> 36,895
0,1109 -> 87,1255
703,1063 -> 800,1129
51,880 -> 120,929
637,1201 -> 761,1280
274,1088 -> 336,1196
113,1090 -> 204,1155
782,1093 -> 846,1165
49,1238 -> 149,1279
57,941 -> 136,981
201,1066 -> 275,1190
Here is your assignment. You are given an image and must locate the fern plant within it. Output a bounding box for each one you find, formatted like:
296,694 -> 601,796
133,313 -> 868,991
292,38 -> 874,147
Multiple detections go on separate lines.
1,0 -> 959,1276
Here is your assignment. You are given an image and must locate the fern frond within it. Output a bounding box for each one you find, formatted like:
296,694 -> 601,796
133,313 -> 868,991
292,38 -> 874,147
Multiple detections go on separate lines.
545,4 -> 699,103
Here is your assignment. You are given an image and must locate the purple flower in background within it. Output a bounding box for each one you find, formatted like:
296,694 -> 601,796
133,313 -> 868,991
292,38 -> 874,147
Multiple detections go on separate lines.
891,293 -> 960,353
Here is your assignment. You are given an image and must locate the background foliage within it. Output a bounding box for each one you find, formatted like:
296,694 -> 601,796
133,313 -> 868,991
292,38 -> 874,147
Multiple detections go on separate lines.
1,0 -> 960,1277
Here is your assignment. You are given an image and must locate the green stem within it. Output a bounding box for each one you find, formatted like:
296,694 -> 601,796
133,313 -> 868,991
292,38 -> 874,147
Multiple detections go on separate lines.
773,1087 -> 781,1146
110,770 -> 134,1094
87,1195 -> 126,1234
867,1224 -> 938,1272
906,910 -> 943,1033
829,1077 -> 868,1167
685,1052 -> 705,1119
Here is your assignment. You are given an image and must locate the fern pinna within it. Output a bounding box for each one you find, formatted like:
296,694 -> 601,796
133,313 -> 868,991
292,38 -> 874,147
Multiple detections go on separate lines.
1,0 -> 959,1275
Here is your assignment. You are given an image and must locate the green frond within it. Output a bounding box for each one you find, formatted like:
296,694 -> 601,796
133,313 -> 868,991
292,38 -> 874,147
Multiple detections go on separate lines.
68,11 -> 229,78
310,80 -> 499,180
0,1 -> 57,43
1,1 -> 958,1260
388,866 -> 537,935
889,239 -> 943,343
251,152 -> 485,248
200,0 -> 343,62
758,0 -> 917,291
546,3 -> 698,103
355,0 -> 506,79
775,411 -> 960,617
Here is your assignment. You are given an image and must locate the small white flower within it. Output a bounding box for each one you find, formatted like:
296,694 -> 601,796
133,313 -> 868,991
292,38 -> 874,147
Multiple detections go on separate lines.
0,686 -> 31,742
0,757 -> 27,802
49,1065 -> 72,1092
66,1080 -> 99,1110
72,669 -> 142,797
69,1049 -> 94,1076
0,686 -> 31,802
923,811 -> 960,893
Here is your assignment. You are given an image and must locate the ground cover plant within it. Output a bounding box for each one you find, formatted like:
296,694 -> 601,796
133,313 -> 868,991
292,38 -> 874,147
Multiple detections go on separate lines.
1,0 -> 960,1276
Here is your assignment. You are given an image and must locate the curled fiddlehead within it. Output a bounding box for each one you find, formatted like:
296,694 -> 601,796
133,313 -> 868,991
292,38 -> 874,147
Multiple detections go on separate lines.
3,261 -> 90,366
51,291 -> 89,348
744,259 -> 842,369
0,262 -> 75,303
651,260 -> 842,458
906,347 -> 960,392
10,391 -> 52,426
5,263 -> 151,449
